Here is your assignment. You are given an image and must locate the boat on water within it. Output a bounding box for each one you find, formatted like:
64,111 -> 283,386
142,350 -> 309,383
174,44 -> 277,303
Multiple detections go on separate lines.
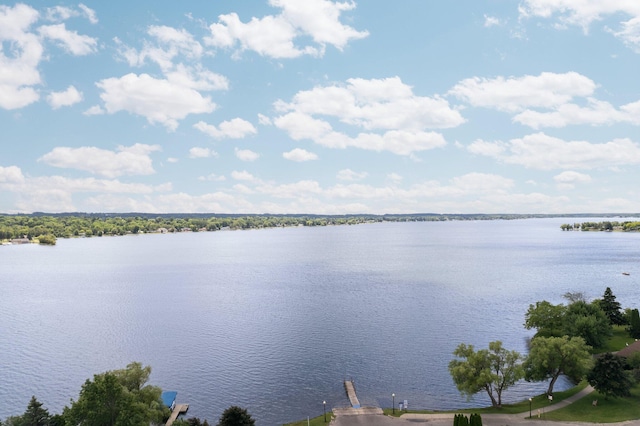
622,272 -> 630,276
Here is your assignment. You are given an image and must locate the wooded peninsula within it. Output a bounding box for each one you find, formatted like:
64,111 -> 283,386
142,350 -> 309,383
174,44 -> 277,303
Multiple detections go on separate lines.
2,213 -> 639,245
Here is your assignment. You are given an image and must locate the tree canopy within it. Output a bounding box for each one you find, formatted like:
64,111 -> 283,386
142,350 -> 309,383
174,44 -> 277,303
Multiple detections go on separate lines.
448,341 -> 523,408
216,406 -> 255,426
598,287 -> 625,326
63,362 -> 167,426
523,336 -> 592,396
524,299 -> 611,348
587,353 -> 633,399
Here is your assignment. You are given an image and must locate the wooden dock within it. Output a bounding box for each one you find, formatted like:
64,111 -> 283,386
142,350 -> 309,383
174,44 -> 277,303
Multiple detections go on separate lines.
344,380 -> 361,408
166,403 -> 189,426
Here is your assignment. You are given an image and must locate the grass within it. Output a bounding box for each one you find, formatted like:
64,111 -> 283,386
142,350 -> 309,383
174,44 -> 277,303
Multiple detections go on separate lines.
283,413 -> 334,426
382,381 -> 588,417
545,386 -> 640,423
597,325 -> 636,354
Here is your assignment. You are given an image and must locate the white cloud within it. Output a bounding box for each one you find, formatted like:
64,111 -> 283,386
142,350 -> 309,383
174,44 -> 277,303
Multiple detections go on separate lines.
189,147 -> 218,158
83,105 -> 104,115
38,23 -> 97,55
78,4 -> 98,24
282,148 -> 318,162
273,77 -> 460,156
167,157 -> 179,163
468,133 -> 640,170
38,143 -> 161,178
47,85 -> 83,109
198,173 -> 226,182
519,1 -> 640,52
231,170 -> 255,181
519,0 -> 640,32
484,15 -> 501,27
96,73 -> 217,131
0,165 -> 25,184
553,170 -> 592,189
0,4 -> 43,109
118,25 -> 204,70
235,148 -> 259,161
387,173 -> 403,184
337,169 -> 367,181
449,72 -> 596,112
611,16 -> 640,53
204,0 -> 368,58
194,118 -> 257,139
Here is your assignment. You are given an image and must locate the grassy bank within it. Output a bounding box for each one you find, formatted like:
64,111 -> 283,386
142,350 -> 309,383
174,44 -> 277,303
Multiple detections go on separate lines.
546,386 -> 640,422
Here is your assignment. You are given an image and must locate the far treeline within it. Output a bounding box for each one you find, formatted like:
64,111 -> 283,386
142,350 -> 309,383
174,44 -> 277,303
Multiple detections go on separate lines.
3,212 -> 639,246
561,221 -> 640,232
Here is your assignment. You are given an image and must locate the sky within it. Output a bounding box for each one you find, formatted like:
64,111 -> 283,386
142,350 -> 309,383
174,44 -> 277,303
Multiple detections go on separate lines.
1,0 -> 640,215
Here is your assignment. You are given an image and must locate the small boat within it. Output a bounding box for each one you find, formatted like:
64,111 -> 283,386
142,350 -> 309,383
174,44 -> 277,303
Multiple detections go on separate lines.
622,272 -> 630,276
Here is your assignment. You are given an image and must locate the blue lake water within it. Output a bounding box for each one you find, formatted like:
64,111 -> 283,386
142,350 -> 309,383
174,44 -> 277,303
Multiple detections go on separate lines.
1,218 -> 639,425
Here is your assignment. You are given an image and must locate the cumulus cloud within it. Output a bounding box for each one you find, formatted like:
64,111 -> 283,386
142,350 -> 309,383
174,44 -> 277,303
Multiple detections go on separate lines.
0,4 -> 43,109
198,173 -> 226,182
235,148 -> 259,161
0,165 -> 25,184
117,25 -> 204,70
468,133 -> 640,170
449,72 -> 596,113
194,118 -> 257,139
282,148 -> 318,162
47,85 -> 83,109
204,0 -> 369,58
273,77 -> 461,155
519,0 -> 640,51
337,169 -> 367,181
484,15 -> 501,27
96,73 -> 218,131
231,170 -> 256,181
78,4 -> 98,24
38,143 -> 162,178
189,147 -> 218,158
38,23 -> 97,55
554,171 -> 592,189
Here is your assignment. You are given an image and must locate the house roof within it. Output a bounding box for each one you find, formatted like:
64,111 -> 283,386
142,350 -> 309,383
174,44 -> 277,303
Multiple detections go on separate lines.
615,340 -> 640,358
161,391 -> 177,408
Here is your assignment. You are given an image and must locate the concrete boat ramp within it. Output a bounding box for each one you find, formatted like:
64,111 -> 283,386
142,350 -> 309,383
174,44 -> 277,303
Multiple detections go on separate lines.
334,380 -> 383,416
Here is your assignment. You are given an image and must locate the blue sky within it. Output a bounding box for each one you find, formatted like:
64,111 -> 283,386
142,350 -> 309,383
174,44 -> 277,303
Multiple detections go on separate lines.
1,1 -> 640,214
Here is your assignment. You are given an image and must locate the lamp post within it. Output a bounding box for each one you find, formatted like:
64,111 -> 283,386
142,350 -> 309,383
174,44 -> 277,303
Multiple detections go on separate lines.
323,401 -> 326,423
392,393 -> 395,415
529,397 -> 532,418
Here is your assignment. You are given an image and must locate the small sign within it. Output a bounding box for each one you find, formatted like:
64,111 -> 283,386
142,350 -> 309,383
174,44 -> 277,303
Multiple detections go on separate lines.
403,400 -> 408,410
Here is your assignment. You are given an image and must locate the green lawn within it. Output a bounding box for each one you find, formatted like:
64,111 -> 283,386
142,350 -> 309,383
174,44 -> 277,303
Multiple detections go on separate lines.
597,325 -> 636,354
383,381 -> 588,417
545,386 -> 640,423
284,413 -> 334,426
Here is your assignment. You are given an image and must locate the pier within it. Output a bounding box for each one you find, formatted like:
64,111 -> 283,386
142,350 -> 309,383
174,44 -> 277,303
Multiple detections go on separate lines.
166,404 -> 189,426
344,380 -> 360,408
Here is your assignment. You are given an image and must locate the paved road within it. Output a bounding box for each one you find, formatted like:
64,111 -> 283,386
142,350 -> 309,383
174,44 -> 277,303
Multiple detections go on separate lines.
331,385 -> 640,426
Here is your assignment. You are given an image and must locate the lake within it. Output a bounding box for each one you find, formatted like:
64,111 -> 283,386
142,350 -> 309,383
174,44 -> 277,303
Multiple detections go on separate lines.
1,218 -> 639,425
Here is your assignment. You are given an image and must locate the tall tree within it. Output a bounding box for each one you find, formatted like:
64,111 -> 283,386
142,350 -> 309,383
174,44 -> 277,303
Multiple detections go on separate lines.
587,353 -> 633,399
563,301 -> 612,348
216,406 -> 255,426
523,336 -> 592,396
448,341 -> 523,408
21,396 -> 51,426
628,309 -> 640,338
598,287 -> 625,326
524,301 -> 566,338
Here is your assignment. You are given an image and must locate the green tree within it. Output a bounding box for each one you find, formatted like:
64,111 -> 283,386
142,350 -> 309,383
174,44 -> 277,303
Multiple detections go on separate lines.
4,396 -> 51,426
216,406 -> 255,426
524,301 -> 566,338
523,336 -> 592,396
563,301 -> 611,348
628,309 -> 640,338
448,341 -> 523,408
598,287 -> 625,326
587,353 -> 633,399
63,363 -> 167,426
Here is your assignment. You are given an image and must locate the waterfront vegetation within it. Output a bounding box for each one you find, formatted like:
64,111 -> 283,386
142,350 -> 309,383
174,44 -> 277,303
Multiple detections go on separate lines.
3,212 -> 639,246
560,220 -> 640,231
